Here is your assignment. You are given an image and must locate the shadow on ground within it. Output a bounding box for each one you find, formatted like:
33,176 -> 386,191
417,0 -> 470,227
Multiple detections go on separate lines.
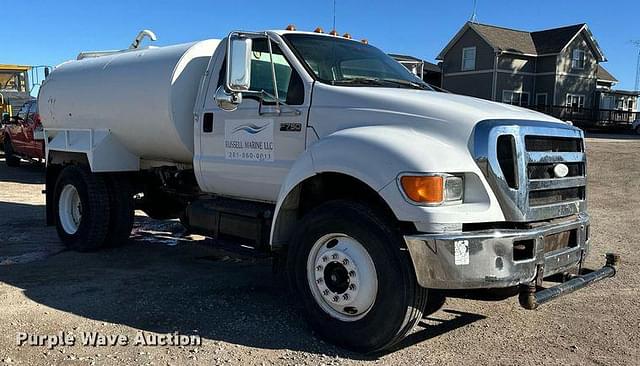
0,155 -> 45,185
585,130 -> 640,140
0,212 -> 490,358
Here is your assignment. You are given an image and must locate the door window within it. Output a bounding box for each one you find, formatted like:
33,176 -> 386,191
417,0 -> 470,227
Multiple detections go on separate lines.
249,39 -> 304,105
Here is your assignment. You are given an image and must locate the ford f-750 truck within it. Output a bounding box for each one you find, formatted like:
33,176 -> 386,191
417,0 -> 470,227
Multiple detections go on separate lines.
38,28 -> 617,352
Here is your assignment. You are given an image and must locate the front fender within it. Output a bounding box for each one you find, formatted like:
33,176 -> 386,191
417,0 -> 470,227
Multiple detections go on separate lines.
270,126 -> 505,247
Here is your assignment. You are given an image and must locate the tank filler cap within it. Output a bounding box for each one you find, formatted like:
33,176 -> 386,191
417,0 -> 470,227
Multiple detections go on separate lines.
129,30 -> 158,50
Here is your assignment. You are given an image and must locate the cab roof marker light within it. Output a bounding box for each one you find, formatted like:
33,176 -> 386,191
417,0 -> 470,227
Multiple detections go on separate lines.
286,24 -> 296,31
314,27 -> 324,33
329,29 -> 339,36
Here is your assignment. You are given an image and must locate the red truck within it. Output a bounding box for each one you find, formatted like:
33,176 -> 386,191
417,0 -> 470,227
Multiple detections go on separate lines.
1,100 -> 45,166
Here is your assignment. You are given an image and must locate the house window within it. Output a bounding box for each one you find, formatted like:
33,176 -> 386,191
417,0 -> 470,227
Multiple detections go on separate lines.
567,94 -> 585,109
462,47 -> 476,71
536,93 -> 548,106
502,90 -> 530,106
572,49 -> 586,69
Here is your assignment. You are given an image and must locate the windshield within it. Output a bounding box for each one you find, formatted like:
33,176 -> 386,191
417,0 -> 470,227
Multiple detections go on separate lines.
0,70 -> 29,92
283,34 -> 432,90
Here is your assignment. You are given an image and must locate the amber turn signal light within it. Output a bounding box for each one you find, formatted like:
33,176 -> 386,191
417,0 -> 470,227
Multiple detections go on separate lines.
400,176 -> 444,204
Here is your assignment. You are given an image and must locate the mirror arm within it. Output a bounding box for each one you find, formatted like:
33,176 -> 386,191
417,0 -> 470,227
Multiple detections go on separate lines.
266,37 -> 281,114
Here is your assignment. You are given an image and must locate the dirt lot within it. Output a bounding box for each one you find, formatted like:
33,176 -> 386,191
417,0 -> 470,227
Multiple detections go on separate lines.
0,134 -> 638,365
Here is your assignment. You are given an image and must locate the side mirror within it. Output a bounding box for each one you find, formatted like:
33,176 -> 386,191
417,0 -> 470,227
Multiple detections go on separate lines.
226,35 -> 252,92
44,67 -> 50,78
215,85 -> 242,112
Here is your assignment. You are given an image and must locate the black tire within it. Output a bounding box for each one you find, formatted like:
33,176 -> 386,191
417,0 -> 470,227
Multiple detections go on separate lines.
3,138 -> 20,167
53,166 -> 110,252
287,200 -> 428,353
104,175 -> 135,247
179,213 -> 192,233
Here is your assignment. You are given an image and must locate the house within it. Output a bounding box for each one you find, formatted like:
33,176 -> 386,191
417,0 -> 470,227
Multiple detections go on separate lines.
436,22 -> 607,110
596,65 -> 638,113
389,54 -> 442,87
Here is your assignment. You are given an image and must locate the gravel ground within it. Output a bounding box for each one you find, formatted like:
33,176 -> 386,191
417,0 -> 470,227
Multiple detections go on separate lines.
0,134 -> 638,365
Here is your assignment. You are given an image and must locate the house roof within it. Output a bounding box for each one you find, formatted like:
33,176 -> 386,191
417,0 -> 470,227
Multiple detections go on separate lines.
596,65 -> 618,82
437,22 -> 606,62
389,54 -> 442,73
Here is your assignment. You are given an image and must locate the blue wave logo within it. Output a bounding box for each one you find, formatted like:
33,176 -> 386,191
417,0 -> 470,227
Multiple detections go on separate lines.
232,123 -> 269,135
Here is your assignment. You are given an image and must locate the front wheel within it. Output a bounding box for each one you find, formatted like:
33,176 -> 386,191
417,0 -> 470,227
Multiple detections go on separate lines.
3,138 -> 20,167
287,200 -> 427,353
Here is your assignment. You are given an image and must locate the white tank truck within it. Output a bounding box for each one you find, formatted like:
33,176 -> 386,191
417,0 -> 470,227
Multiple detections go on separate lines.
39,28 -> 618,352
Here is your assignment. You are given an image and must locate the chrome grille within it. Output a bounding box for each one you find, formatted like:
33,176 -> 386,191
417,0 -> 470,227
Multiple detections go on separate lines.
474,120 -> 587,222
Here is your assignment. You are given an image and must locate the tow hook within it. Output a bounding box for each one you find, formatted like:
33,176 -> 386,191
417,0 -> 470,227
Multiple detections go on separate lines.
519,253 -> 619,310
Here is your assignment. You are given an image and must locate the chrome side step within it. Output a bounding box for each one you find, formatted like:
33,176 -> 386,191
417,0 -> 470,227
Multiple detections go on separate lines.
519,253 -> 619,310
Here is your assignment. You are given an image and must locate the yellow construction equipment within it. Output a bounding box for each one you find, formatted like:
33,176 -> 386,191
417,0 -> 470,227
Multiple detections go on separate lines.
0,64 -> 33,120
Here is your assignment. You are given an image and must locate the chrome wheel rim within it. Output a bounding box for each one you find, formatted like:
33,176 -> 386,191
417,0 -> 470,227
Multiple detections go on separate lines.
58,184 -> 82,235
307,233 -> 378,322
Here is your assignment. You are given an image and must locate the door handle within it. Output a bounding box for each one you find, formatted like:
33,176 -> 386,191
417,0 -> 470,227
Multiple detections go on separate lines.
259,109 -> 301,117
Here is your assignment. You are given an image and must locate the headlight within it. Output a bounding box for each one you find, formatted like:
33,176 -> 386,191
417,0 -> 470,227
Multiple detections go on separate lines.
399,174 -> 464,205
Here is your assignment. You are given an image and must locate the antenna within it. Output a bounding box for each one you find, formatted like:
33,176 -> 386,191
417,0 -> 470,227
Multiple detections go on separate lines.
632,40 -> 640,92
470,0 -> 479,23
332,0 -> 337,32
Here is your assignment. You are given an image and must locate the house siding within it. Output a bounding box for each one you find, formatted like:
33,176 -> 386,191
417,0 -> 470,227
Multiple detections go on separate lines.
534,75 -> 556,105
555,75 -> 598,107
441,29 -> 495,74
442,73 -> 493,100
536,55 -> 557,73
498,54 -> 536,73
557,33 -> 598,77
496,74 -> 536,103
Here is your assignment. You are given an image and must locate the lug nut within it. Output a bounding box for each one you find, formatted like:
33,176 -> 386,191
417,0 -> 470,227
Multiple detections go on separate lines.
322,256 -> 328,262
316,265 -> 323,271
349,270 -> 356,277
342,294 -> 349,300
316,278 -> 323,284
342,258 -> 349,265
332,253 -> 339,260
323,289 -> 330,296
332,295 -> 340,302
349,284 -> 356,291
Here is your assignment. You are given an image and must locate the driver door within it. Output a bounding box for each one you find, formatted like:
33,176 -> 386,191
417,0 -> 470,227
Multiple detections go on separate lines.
197,37 -> 310,202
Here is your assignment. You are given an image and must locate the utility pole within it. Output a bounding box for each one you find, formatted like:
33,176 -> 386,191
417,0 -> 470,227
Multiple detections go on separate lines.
632,40 -> 640,92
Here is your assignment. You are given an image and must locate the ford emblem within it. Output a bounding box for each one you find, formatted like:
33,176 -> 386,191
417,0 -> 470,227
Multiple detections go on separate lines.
553,163 -> 570,178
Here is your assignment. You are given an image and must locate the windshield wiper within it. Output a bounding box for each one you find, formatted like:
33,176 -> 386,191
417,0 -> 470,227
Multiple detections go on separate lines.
376,78 -> 430,90
331,77 -> 388,87
332,77 -> 429,90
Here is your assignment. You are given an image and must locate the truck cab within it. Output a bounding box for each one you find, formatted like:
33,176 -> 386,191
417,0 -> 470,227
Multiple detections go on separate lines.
2,99 -> 45,166
38,28 -> 617,353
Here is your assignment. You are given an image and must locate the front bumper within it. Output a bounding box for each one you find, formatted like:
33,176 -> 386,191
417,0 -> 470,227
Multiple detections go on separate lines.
404,213 -> 590,289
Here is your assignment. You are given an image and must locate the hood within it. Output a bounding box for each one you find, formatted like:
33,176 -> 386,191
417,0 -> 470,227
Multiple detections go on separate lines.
309,83 -> 566,147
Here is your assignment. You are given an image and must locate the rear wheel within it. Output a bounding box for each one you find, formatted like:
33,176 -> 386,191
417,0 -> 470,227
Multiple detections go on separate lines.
287,200 -> 427,353
3,138 -> 20,167
54,166 -> 110,251
104,175 -> 135,247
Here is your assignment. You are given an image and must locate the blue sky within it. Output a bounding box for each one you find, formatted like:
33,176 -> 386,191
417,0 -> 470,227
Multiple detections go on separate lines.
5,0 -> 640,90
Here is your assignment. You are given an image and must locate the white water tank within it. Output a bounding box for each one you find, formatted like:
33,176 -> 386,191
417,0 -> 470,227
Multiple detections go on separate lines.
39,39 -> 221,163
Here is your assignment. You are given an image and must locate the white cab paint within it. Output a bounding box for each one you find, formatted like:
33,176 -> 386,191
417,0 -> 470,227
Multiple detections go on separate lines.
40,30 -> 572,241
